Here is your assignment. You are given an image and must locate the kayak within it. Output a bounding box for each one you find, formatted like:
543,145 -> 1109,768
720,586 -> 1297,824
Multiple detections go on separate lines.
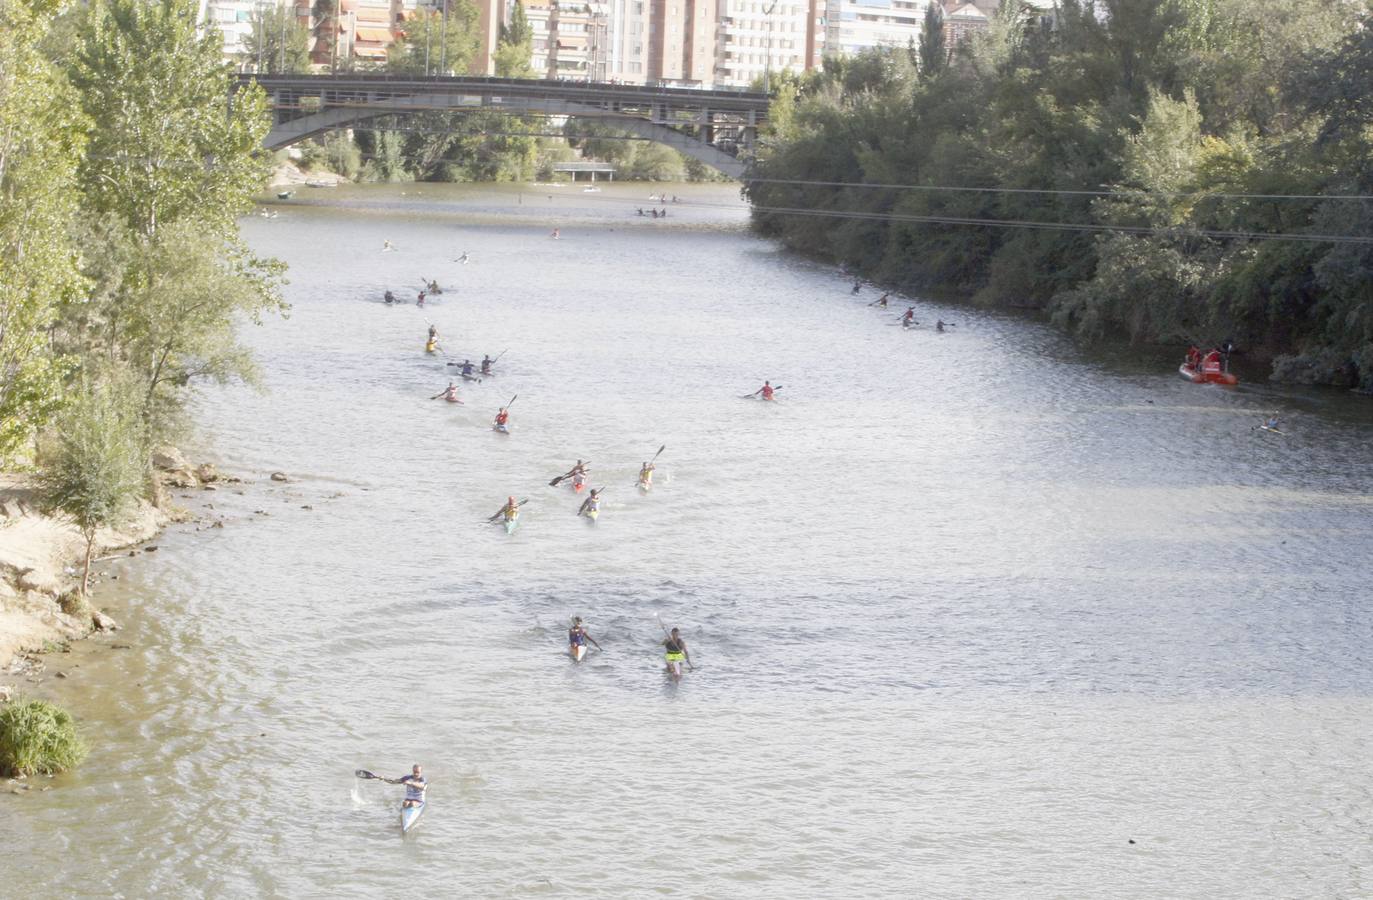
571,474 -> 587,493
401,801 -> 425,834
1260,424 -> 1285,435
1179,361 -> 1238,385
571,643 -> 587,662
460,373 -> 481,382
493,423 -> 510,434
503,515 -> 518,534
583,508 -> 599,523
637,480 -> 651,493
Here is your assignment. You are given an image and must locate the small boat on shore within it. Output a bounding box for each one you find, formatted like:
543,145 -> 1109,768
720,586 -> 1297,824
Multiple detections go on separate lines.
1179,361 -> 1238,386
276,190 -> 294,200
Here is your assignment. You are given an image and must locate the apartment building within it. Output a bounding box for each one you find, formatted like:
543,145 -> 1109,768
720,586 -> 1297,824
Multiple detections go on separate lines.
714,0 -> 815,87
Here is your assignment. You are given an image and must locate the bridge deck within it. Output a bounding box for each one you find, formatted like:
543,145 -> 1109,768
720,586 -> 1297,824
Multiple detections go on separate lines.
235,74 -> 769,123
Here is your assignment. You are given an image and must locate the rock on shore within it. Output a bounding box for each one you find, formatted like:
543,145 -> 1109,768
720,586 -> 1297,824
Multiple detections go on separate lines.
0,447 -> 218,668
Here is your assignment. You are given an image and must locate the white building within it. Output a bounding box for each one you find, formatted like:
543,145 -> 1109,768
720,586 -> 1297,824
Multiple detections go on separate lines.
823,0 -> 925,60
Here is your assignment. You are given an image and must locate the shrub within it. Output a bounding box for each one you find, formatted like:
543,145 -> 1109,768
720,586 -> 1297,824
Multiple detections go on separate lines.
0,698 -> 88,777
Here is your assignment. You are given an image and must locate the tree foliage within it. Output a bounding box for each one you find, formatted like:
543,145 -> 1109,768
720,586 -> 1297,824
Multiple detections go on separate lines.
37,378 -> 147,597
387,0 -> 480,76
748,0 -> 1373,390
241,4 -> 312,75
0,0 -> 86,463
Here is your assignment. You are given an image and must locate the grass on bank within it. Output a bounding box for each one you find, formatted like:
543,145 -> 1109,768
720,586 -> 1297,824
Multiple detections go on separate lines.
0,698 -> 88,777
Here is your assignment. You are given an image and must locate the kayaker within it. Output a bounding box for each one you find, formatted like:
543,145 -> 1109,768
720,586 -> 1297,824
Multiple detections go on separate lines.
578,488 -> 602,519
430,382 -> 461,403
661,627 -> 691,680
384,290 -> 396,305
936,320 -> 947,333
875,293 -> 889,308
428,324 -> 439,341
1264,412 -> 1281,430
495,496 -> 520,523
638,461 -> 655,490
569,617 -> 602,658
383,240 -> 395,252
428,280 -> 441,293
425,337 -> 440,354
460,359 -> 476,377
494,407 -> 510,431
481,355 -> 494,375
755,381 -> 776,401
902,307 -> 917,327
851,281 -> 862,294
458,252 -> 470,264
550,228 -> 560,240
417,290 -> 427,308
385,764 -> 427,809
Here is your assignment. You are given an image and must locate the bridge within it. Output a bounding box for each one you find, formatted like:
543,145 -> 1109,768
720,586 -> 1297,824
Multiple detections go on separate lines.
233,75 -> 769,179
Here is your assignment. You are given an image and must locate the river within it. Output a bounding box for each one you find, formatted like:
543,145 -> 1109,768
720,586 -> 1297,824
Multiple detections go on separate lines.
6,182 -> 1373,898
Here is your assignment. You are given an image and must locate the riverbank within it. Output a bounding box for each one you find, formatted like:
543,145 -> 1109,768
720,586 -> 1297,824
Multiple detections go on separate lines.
0,447 -> 227,674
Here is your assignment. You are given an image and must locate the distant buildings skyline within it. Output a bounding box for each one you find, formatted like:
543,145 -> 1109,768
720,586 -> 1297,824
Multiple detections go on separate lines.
211,0 -> 1041,87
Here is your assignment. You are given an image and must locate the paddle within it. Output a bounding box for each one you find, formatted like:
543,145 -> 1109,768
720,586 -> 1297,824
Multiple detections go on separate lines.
356,769 -> 383,780
550,460 -> 591,488
486,498 -> 530,523
655,613 -> 693,672
504,394 -> 518,409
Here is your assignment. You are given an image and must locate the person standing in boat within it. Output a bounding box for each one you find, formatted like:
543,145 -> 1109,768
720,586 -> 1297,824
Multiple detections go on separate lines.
661,628 -> 691,680
1202,347 -> 1223,374
385,764 -> 427,809
569,617 -> 602,659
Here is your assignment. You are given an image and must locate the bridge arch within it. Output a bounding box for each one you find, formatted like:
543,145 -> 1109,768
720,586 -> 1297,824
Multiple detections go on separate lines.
242,75 -> 764,180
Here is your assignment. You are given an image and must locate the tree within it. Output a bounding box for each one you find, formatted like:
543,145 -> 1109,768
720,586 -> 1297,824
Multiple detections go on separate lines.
68,0 -> 271,239
38,379 -> 147,600
918,2 -> 947,79
63,0 -> 286,436
494,2 -> 535,77
0,0 -> 86,464
241,4 -> 311,74
387,0 -> 480,76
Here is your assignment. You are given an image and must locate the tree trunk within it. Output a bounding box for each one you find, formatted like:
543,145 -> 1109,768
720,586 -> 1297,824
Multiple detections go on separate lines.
82,531 -> 95,599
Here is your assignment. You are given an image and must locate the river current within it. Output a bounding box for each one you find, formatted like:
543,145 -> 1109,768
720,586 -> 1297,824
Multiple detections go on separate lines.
6,183 -> 1373,898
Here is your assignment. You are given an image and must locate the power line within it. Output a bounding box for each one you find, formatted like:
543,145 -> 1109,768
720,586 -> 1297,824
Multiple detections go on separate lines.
743,176 -> 1373,203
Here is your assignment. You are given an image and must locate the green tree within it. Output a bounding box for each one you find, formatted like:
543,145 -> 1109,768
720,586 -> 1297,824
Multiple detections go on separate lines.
494,2 -> 535,77
68,0 -> 272,239
241,4 -> 312,74
387,0 -> 480,76
38,379 -> 147,599
0,0 -> 86,463
918,2 -> 947,78
64,0 -> 286,434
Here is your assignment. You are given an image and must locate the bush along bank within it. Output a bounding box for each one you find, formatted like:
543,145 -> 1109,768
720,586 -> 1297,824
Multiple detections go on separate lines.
0,697 -> 88,780
745,2 -> 1373,392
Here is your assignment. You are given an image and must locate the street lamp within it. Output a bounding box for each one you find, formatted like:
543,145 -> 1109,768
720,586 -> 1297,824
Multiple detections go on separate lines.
763,0 -> 778,94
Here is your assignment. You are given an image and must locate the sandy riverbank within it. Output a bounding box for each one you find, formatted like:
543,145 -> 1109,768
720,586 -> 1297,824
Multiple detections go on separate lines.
0,447 -> 228,675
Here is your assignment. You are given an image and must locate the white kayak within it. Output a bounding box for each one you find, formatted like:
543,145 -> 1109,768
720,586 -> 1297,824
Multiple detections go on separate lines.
571,643 -> 587,662
401,800 -> 425,834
